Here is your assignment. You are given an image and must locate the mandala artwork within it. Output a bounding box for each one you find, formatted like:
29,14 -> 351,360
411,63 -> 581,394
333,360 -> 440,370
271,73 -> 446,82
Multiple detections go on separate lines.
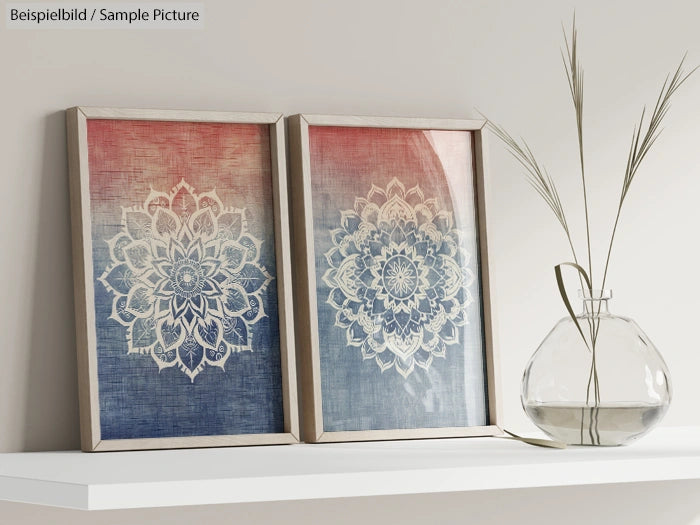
322,178 -> 475,379
99,180 -> 273,382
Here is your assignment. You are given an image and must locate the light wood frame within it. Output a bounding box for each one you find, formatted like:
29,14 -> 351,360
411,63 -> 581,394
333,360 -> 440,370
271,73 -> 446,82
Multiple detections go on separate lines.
66,107 -> 299,451
288,114 -> 502,443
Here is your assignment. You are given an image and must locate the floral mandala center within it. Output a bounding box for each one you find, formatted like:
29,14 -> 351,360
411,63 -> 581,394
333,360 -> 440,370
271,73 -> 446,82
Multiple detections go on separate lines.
322,178 -> 475,379
99,179 -> 273,382
383,255 -> 418,299
172,259 -> 203,298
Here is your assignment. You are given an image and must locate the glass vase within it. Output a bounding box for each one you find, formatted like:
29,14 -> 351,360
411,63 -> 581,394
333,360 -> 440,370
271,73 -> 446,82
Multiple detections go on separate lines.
521,289 -> 672,446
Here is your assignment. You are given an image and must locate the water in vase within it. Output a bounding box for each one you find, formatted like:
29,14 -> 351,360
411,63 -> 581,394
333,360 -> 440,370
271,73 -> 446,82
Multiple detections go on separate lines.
524,402 -> 668,446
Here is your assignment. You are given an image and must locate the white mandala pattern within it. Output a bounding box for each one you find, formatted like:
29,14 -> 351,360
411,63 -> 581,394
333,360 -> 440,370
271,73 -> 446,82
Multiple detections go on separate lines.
99,180 -> 272,382
322,178 -> 475,379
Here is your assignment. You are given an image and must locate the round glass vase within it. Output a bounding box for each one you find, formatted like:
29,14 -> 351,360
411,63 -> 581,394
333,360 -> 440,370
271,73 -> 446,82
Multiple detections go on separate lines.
521,289 -> 672,446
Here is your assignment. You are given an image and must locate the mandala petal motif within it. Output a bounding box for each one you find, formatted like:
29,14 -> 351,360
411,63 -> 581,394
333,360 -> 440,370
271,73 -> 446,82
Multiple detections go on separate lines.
128,316 -> 157,352
101,263 -> 136,296
99,179 -> 273,382
324,178 -> 474,378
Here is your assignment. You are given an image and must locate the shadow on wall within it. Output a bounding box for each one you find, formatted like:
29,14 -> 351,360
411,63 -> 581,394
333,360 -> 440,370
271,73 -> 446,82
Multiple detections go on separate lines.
22,111 -> 80,452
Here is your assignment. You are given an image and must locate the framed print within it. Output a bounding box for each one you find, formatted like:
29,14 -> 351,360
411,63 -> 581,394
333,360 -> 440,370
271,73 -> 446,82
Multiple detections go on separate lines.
66,107 -> 298,451
288,114 -> 501,442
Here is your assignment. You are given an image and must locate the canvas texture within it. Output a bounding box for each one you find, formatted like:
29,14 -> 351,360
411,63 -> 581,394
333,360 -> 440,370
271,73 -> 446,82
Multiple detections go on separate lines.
87,119 -> 284,440
309,125 -> 489,432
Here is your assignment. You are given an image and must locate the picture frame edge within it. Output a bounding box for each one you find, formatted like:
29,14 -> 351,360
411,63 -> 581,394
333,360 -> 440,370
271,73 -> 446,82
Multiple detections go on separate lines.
315,425 -> 503,443
90,432 -> 299,452
288,114 -> 325,443
66,106 -> 102,451
269,117 -> 301,442
473,129 -> 504,429
291,114 -> 501,443
75,106 -> 283,124
300,113 -> 486,131
67,107 -> 299,450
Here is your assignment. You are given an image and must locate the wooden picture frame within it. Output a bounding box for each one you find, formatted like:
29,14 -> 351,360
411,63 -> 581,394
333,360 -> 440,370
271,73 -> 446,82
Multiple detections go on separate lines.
67,107 -> 298,451
288,114 -> 501,443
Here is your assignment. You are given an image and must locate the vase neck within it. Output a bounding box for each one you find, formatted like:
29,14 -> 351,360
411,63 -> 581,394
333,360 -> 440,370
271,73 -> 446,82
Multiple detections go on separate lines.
579,289 -> 612,316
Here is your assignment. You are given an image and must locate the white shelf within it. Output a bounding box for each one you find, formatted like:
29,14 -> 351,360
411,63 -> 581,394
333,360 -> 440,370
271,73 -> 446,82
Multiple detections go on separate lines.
0,426 -> 699,511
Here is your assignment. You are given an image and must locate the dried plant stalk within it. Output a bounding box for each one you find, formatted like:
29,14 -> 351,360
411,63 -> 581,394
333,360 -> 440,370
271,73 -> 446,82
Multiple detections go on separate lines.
484,15 -> 696,445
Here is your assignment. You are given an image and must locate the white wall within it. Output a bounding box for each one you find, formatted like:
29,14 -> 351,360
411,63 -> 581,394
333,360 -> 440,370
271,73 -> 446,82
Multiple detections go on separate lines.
1,0 -> 699,522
